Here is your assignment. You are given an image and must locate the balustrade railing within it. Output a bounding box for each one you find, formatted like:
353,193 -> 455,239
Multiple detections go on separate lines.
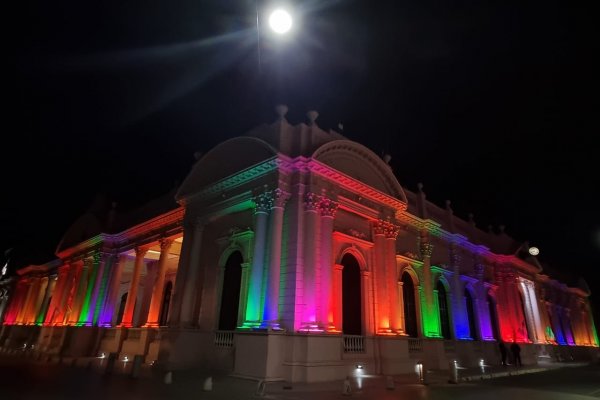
343,335 -> 365,353
214,331 -> 234,348
408,338 -> 423,353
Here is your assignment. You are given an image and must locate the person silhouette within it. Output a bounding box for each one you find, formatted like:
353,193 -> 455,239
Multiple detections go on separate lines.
510,341 -> 522,367
498,341 -> 508,366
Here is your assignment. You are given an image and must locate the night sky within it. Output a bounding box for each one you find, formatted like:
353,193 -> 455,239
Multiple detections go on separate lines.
3,1 -> 599,314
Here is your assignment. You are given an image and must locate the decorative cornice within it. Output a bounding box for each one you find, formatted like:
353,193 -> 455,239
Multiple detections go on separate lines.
179,157 -> 280,205
307,159 -> 407,212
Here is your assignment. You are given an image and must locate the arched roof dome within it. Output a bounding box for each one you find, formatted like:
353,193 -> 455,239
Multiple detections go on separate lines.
176,136 -> 277,201
312,140 -> 407,203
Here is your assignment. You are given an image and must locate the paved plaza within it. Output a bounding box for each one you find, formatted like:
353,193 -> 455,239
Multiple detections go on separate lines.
1,355 -> 599,399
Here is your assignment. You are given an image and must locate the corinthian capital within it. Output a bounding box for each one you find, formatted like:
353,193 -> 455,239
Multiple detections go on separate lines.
272,188 -> 290,208
304,191 -> 320,212
319,197 -> 339,218
420,242 -> 433,259
254,191 -> 274,214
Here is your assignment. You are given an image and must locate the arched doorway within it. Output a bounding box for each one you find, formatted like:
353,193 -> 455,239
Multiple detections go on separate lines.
487,293 -> 500,340
158,281 -> 172,326
342,253 -> 362,335
437,280 -> 451,339
401,272 -> 418,337
218,251 -> 243,330
465,289 -> 478,340
116,292 -> 127,325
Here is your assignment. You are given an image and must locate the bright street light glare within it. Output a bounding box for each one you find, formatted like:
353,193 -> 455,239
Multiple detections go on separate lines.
269,9 -> 292,34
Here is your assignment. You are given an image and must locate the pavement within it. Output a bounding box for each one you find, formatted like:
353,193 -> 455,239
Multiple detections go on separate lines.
0,353 -> 598,399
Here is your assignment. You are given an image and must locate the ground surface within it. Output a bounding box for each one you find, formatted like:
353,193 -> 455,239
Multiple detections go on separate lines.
1,356 -> 599,399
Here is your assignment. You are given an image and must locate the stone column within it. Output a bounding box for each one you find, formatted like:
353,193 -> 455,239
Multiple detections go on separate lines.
98,255 -> 123,327
16,279 -> 35,324
168,222 -> 194,326
373,220 -> 388,332
262,188 -> 289,328
384,223 -> 400,333
180,219 -> 205,327
78,253 -> 103,326
397,280 -> 406,335
362,270 -> 373,335
146,238 -> 174,327
450,244 -> 468,339
65,260 -> 86,325
319,195 -> 338,330
120,247 -> 148,327
419,231 -> 436,337
243,192 -> 271,326
302,191 -> 320,328
27,277 -> 48,324
45,265 -> 68,325
35,277 -> 54,325
333,263 -> 343,332
474,262 -> 493,340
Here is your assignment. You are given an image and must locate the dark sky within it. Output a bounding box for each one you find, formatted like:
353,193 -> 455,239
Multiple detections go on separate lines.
3,1 -> 599,311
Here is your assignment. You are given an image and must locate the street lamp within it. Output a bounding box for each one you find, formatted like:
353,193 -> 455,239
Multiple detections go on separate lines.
255,3 -> 294,72
268,9 -> 293,34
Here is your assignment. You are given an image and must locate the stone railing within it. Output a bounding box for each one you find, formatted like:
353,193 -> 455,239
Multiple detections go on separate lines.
343,335 -> 365,353
214,331 -> 234,348
103,328 -> 117,339
408,338 -> 423,353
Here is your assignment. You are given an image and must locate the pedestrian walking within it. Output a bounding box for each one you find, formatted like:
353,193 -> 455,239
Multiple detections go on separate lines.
499,341 -> 508,366
510,341 -> 522,367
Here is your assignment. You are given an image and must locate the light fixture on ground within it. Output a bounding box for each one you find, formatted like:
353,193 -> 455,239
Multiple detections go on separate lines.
268,9 -> 292,34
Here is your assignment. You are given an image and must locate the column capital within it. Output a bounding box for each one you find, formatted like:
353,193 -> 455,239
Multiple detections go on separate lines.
254,191 -> 273,214
83,257 -> 94,269
373,219 -> 399,238
304,191 -> 320,211
272,188 -> 290,208
319,196 -> 339,218
134,247 -> 149,258
449,246 -> 461,266
420,242 -> 433,259
159,237 -> 175,252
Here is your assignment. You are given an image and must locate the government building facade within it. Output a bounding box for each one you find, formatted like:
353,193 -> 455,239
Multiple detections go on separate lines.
0,106 -> 598,382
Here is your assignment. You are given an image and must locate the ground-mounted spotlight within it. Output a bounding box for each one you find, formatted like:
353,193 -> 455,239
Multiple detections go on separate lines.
355,364 -> 363,370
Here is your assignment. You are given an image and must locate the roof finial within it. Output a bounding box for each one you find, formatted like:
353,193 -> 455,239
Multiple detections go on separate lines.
445,200 -> 452,210
468,213 -> 475,226
307,110 -> 319,125
275,104 -> 288,119
417,182 -> 424,192
499,224 -> 505,234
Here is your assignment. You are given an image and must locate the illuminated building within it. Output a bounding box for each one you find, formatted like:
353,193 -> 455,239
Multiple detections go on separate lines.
1,106 -> 598,381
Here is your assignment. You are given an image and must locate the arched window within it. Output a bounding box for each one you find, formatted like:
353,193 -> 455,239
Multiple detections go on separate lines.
487,293 -> 499,340
116,292 -> 128,325
341,253 -> 362,335
437,280 -> 451,339
218,251 -> 243,330
401,272 -> 418,337
159,281 -> 173,327
465,289 -> 478,340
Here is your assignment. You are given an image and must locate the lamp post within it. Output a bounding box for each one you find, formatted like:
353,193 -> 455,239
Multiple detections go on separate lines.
255,3 -> 293,73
